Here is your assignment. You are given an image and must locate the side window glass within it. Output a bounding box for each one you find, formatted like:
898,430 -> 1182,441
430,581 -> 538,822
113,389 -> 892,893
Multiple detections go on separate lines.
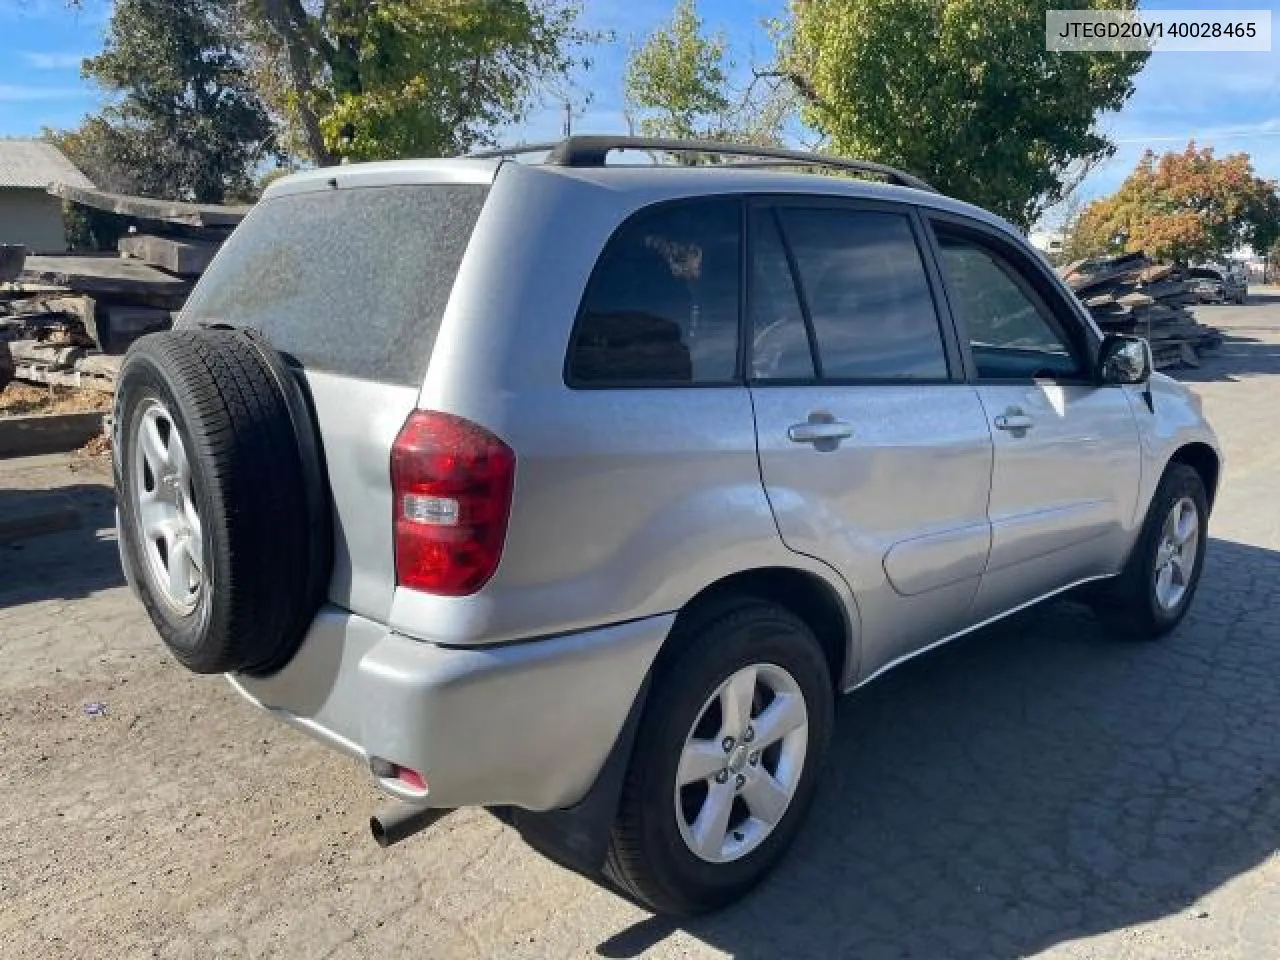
569,199 -> 740,385
750,211 -> 815,381
936,234 -> 1083,381
777,208 -> 949,380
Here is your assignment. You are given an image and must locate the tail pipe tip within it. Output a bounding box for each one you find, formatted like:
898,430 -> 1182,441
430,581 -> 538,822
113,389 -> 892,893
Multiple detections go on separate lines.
370,803 -> 452,848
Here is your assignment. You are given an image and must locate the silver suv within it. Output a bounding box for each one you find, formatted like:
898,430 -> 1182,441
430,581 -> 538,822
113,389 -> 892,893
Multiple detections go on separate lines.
112,137 -> 1221,915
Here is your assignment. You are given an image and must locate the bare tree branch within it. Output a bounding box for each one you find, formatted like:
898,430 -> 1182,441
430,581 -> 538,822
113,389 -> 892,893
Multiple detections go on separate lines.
751,67 -> 824,109
259,0 -> 331,164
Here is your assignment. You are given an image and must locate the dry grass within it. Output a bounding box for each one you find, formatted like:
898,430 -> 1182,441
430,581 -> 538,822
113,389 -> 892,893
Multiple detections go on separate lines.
73,430 -> 113,460
0,381 -> 112,418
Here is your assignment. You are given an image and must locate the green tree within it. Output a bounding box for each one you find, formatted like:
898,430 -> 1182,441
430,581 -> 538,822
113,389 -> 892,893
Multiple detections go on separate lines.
624,0 -> 794,149
248,0 -> 589,164
783,0 -> 1149,227
59,0 -> 273,203
625,0 -> 731,140
1070,143 -> 1280,263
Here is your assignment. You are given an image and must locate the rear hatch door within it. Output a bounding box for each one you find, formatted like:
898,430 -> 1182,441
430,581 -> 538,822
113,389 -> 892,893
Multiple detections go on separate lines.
178,163 -> 496,623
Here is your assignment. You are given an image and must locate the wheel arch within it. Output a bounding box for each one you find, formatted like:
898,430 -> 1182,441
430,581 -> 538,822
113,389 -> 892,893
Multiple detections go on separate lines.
1170,442 -> 1220,510
660,566 -> 855,691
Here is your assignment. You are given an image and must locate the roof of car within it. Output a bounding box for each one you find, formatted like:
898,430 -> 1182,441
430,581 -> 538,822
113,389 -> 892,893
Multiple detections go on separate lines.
265,155 -> 1018,240
521,162 -> 1017,235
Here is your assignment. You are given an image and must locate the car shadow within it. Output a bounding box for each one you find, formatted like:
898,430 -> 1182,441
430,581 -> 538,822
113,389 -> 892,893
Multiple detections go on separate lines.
599,537 -> 1280,959
0,483 -> 126,605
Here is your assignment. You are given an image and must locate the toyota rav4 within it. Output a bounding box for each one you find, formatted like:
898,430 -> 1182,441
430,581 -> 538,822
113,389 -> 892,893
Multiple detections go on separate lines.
113,136 -> 1221,915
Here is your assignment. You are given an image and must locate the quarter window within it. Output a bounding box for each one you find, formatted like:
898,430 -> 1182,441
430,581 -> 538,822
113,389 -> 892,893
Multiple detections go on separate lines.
776,208 -> 949,381
568,199 -> 741,385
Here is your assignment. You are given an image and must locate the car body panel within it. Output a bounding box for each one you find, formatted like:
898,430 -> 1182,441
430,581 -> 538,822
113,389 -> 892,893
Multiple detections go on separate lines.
231,605 -> 672,811
1128,375 -> 1222,517
388,384 -> 859,653
751,383 -> 994,677
967,381 -> 1142,621
295,373 -> 420,623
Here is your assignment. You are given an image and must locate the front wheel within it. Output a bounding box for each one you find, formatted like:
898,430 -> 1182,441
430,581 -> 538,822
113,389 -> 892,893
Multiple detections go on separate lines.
605,600 -> 834,915
1090,463 -> 1208,638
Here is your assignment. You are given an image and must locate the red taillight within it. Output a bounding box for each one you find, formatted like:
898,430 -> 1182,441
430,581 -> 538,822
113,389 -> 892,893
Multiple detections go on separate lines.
391,410 -> 515,596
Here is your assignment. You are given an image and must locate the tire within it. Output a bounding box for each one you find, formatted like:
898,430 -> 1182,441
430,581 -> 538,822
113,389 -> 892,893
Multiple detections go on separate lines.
605,599 -> 834,915
113,328 -> 331,676
1090,463 -> 1208,639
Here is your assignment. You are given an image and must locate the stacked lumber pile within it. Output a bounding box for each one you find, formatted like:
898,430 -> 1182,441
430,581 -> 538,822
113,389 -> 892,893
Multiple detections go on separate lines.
0,185 -> 248,395
1061,252 -> 1223,370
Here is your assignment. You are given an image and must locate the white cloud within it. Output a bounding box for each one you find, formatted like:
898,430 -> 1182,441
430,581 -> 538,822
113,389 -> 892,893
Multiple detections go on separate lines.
22,51 -> 86,69
1115,118 -> 1280,145
0,84 -> 86,102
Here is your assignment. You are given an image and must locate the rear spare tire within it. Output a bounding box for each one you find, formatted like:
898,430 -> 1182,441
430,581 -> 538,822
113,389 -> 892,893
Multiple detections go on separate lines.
113,328 -> 331,675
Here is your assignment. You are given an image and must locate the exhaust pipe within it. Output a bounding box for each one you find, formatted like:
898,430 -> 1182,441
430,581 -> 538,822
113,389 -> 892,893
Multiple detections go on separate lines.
370,803 -> 452,848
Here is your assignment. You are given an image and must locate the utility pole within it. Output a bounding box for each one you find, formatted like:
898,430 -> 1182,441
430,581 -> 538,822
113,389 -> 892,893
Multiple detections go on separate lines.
562,101 -> 573,137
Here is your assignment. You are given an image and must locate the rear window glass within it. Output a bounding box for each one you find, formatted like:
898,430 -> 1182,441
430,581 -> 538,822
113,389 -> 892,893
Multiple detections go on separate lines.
180,184 -> 488,385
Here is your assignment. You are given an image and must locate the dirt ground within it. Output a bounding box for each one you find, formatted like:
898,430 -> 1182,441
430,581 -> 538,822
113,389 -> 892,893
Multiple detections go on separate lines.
1,294 -> 1279,959
0,381 -> 112,417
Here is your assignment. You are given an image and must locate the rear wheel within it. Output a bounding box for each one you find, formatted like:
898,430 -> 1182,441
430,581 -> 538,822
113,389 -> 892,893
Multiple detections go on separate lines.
605,600 -> 834,915
1090,464 -> 1207,639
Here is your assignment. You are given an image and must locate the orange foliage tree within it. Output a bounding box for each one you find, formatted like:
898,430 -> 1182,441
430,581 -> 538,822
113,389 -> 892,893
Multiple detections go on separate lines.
1069,143 -> 1280,263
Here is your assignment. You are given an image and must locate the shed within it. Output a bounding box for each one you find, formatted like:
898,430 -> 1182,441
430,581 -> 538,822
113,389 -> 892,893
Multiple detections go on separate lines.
0,140 -> 94,254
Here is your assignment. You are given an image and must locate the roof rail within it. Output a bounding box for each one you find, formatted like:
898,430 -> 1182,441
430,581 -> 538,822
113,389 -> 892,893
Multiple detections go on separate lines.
467,136 -> 938,193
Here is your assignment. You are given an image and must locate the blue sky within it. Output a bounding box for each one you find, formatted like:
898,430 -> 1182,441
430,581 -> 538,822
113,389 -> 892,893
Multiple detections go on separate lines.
1,0 -> 1276,218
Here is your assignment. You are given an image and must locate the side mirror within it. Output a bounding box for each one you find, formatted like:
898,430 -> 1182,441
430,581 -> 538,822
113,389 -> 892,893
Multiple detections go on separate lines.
1098,334 -> 1152,385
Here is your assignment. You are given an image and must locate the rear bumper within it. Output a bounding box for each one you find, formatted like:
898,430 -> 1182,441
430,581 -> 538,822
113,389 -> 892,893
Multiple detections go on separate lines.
230,605 -> 671,811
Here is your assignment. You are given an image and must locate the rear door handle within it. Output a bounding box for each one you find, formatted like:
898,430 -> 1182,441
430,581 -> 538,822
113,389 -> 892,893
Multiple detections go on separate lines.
993,413 -> 1034,432
788,421 -> 854,444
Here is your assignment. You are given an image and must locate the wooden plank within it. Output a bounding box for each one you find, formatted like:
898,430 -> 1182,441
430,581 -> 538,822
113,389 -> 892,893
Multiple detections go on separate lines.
1137,263 -> 1175,284
1067,252 -> 1151,293
1116,292 -> 1155,308
19,255 -> 191,304
0,312 -> 95,348
1,295 -> 95,328
94,305 -> 171,353
0,244 -> 26,283
12,362 -> 116,393
75,353 -> 123,378
48,182 -> 250,228
119,234 -> 221,276
1059,258 -> 1090,280
7,340 -> 86,369
1,282 -> 73,300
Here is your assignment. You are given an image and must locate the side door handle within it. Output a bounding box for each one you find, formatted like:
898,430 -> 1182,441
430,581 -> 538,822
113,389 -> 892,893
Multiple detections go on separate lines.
993,410 -> 1034,433
788,420 -> 854,445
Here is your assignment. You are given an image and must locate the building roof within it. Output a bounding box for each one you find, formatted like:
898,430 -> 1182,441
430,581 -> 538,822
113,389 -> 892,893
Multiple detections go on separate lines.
0,139 -> 94,190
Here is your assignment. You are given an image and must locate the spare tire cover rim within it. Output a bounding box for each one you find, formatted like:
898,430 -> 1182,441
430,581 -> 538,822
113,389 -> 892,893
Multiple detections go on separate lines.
131,397 -> 204,616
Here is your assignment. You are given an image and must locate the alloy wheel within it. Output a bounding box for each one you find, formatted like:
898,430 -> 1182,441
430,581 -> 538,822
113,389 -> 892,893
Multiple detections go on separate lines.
674,662 -> 809,864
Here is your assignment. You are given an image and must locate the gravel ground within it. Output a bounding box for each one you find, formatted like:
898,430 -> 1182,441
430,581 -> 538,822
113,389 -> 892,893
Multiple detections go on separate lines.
1,293 -> 1279,959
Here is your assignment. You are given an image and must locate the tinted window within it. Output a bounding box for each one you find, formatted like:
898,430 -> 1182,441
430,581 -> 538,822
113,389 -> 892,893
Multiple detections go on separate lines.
750,211 -> 814,380
936,234 -> 1082,381
569,199 -> 740,385
181,184 -> 488,385
777,208 -> 948,380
